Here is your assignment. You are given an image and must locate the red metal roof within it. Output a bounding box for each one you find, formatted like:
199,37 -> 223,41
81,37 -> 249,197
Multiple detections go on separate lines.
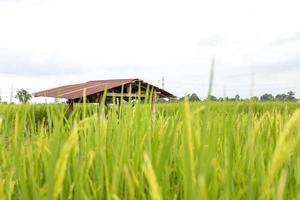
33,79 -> 135,99
33,79 -> 175,99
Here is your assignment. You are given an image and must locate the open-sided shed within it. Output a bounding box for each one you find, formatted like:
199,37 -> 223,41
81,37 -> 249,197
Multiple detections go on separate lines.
33,79 -> 176,110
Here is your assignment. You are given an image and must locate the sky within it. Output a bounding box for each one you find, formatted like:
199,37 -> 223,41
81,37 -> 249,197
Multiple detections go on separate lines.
0,0 -> 299,103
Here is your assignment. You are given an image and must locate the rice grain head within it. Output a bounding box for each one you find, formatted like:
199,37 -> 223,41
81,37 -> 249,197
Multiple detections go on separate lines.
0,117 -> 2,131
260,110 -> 300,199
277,169 -> 288,200
53,124 -> 79,200
143,153 -> 162,200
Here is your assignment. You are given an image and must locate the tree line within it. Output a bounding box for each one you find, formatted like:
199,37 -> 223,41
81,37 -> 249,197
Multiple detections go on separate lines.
0,89 -> 298,104
0,89 -> 32,104
174,91 -> 298,102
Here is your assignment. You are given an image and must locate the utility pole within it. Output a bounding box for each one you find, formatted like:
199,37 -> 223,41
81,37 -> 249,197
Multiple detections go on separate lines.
250,66 -> 255,97
207,56 -> 215,99
10,83 -> 14,103
162,77 -> 165,90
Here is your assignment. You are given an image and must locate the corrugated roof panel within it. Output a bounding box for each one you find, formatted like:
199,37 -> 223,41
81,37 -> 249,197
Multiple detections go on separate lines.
33,78 -> 175,99
34,79 -> 136,99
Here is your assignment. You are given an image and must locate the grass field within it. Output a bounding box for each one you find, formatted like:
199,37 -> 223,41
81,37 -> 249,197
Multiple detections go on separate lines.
0,101 -> 300,199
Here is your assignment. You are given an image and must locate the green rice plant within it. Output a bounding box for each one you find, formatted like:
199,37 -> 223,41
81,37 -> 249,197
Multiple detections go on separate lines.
0,101 -> 299,199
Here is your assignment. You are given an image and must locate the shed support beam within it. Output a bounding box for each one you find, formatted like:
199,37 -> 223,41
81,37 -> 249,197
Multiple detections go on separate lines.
67,100 -> 74,114
106,92 -> 161,98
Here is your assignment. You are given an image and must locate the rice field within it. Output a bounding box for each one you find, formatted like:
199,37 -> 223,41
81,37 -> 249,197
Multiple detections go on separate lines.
0,101 -> 300,199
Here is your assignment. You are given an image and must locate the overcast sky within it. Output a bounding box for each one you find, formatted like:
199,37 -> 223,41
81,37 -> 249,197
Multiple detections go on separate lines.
0,0 -> 299,102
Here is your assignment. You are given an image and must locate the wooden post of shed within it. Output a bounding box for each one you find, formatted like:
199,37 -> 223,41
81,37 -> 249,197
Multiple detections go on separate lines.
67,100 -> 74,114
98,92 -> 106,117
98,92 -> 103,106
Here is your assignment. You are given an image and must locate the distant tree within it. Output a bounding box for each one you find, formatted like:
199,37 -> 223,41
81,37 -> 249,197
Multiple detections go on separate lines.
275,94 -> 287,101
260,94 -> 274,101
179,95 -> 187,101
206,95 -> 217,101
0,96 -> 1,103
250,96 -> 259,101
189,93 -> 200,101
287,91 -> 296,101
179,94 -> 201,102
234,94 -> 240,101
15,89 -> 32,104
274,91 -> 296,101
